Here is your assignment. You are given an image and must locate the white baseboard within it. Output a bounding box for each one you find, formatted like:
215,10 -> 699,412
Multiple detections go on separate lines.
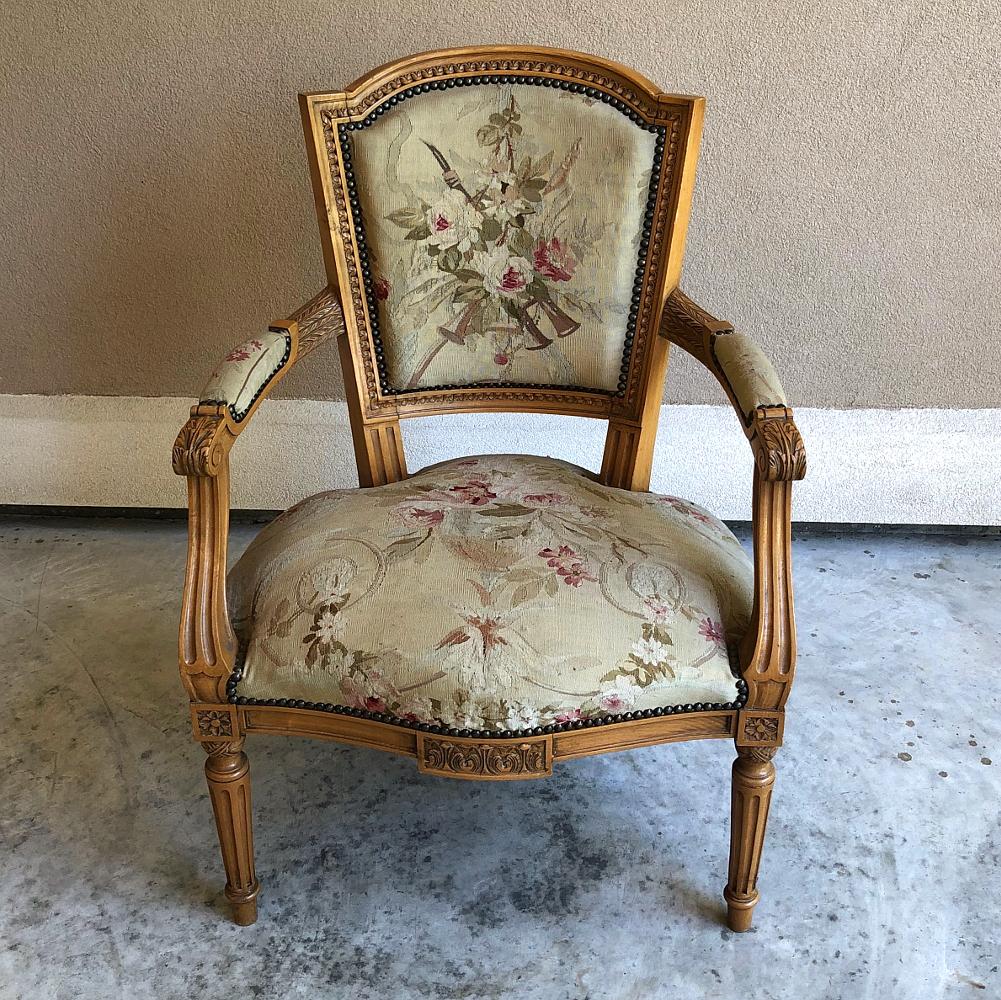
0,394 -> 997,525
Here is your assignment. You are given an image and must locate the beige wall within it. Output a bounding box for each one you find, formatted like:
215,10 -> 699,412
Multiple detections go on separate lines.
2,1 -> 999,408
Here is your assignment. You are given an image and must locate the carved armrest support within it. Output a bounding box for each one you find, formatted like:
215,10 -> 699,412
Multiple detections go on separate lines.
741,410 -> 805,710
660,290 -> 806,712
659,288 -> 733,362
171,288 -> 344,704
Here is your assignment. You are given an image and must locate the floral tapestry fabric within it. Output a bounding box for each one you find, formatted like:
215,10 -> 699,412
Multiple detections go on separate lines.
200,331 -> 289,420
347,85 -> 657,392
228,455 -> 753,733
712,331 -> 787,419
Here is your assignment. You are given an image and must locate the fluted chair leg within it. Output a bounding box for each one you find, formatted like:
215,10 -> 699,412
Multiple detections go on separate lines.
723,747 -> 776,932
204,741 -> 260,925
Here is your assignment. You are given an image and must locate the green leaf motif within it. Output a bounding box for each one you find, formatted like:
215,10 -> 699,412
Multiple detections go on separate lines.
512,579 -> 543,606
476,503 -> 534,518
477,124 -> 500,147
386,206 -> 426,228
438,247 -> 464,273
480,218 -> 502,243
508,227 -> 534,258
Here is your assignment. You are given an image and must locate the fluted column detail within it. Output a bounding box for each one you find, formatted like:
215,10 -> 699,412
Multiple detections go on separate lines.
724,747 -> 776,931
204,742 -> 259,925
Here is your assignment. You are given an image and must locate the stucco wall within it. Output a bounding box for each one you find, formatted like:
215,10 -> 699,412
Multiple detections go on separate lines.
2,1 -> 999,408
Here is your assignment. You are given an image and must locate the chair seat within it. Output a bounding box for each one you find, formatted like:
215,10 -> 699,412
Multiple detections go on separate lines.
228,455 -> 752,734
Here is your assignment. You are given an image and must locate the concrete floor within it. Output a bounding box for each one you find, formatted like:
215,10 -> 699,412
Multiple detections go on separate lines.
0,516 -> 998,1000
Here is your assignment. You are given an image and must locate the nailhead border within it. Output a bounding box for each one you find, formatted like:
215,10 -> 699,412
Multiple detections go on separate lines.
334,76 -> 668,400
227,644 -> 749,740
200,333 -> 293,423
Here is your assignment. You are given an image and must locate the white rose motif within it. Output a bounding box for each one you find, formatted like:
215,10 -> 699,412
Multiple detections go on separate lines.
426,193 -> 477,252
313,609 -> 343,643
631,636 -> 671,667
475,245 -> 531,297
477,170 -> 530,224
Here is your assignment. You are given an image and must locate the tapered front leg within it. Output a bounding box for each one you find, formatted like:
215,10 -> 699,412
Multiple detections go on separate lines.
204,740 -> 260,925
724,747 -> 776,932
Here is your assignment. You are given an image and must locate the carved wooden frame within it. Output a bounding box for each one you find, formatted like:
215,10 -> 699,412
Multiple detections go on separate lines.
299,45 -> 705,491
173,45 -> 806,933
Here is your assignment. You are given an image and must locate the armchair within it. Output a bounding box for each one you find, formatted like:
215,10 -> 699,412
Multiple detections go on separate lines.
173,45 -> 806,932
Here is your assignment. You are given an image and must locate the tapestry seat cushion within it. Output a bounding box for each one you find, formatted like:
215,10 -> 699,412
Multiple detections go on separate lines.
228,455 -> 752,733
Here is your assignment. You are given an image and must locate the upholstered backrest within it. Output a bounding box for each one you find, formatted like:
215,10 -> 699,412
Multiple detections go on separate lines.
347,83 -> 656,395
301,47 -> 704,427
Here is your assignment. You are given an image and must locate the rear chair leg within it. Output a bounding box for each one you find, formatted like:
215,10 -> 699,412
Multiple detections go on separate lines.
204,740 -> 260,925
724,747 -> 776,932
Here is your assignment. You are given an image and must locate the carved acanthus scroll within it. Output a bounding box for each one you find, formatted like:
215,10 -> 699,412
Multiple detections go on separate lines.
172,415 -> 227,477
417,734 -> 552,779
751,407 -> 807,482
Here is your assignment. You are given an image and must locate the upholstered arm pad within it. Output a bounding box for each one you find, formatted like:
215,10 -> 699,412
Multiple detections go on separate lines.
659,289 -> 805,481
711,330 -> 787,419
196,287 -> 346,424
199,332 -> 292,422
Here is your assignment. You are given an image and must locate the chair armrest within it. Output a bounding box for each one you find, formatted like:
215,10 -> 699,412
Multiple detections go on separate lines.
171,286 -> 344,703
660,288 -> 805,717
660,288 -> 806,481
198,332 -> 291,423
195,286 -> 345,426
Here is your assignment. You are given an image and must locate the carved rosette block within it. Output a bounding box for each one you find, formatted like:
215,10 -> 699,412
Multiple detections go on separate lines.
752,407 -> 806,482
172,414 -> 227,477
191,703 -> 240,742
724,747 -> 777,932
417,733 -> 553,780
735,710 -> 784,748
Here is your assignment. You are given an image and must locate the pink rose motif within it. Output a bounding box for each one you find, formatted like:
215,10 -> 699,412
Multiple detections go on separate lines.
340,676 -> 387,714
449,480 -> 497,506
660,496 -> 715,526
698,617 -> 726,647
224,339 -> 264,363
431,212 -> 452,233
644,598 -> 672,624
523,493 -> 569,507
599,692 -> 629,712
538,545 -> 596,587
397,506 -> 445,529
558,561 -> 597,588
498,264 -> 527,294
374,277 -> 391,301
554,708 -> 583,724
538,545 -> 577,567
533,237 -> 576,282
494,352 -> 509,366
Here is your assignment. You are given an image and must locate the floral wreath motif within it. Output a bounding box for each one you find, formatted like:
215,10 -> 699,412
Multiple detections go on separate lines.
378,92 -> 604,387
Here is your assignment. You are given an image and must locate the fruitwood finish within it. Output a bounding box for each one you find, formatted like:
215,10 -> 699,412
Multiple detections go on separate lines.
173,46 -> 806,933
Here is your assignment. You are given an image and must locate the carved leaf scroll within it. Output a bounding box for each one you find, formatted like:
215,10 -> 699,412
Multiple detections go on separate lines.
659,288 -> 732,361
172,415 -> 226,477
418,734 -> 552,779
753,409 -> 807,482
